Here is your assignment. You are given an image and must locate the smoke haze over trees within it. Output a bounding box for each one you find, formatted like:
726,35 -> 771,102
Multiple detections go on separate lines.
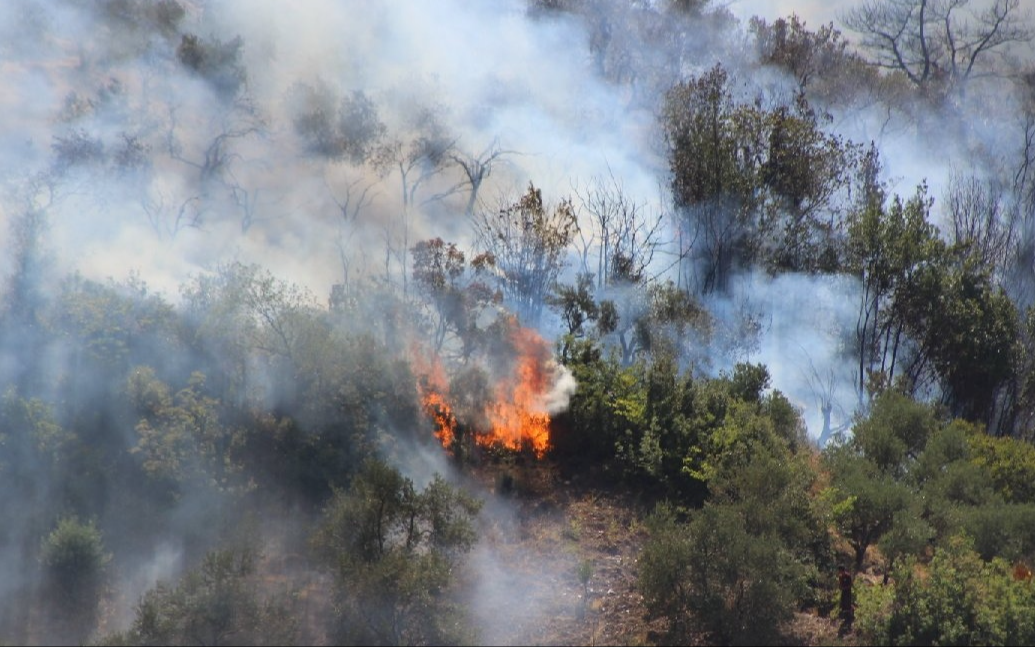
4,0 -> 1035,644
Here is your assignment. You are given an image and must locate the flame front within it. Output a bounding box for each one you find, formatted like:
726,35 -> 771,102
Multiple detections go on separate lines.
413,326 -> 555,459
413,347 -> 458,450
479,326 -> 551,457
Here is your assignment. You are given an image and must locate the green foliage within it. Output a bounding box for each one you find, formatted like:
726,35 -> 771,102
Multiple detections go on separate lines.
40,516 -> 111,596
313,459 -> 482,646
556,353 -> 813,511
853,577 -> 895,644
858,535 -> 1035,646
289,81 -> 386,163
411,237 -> 500,355
547,272 -> 599,340
681,364 -> 805,488
967,431 -> 1035,504
103,547 -> 297,646
56,273 -> 178,371
637,368 -> 820,643
0,387 -> 74,468
241,326 -> 423,503
551,343 -> 645,468
664,62 -> 857,291
903,257 -> 1018,423
127,367 -> 245,497
639,502 -> 806,645
750,14 -> 869,105
711,442 -> 830,571
40,516 -> 111,640
847,182 -> 940,402
846,179 -> 1018,421
960,503 -> 1035,563
852,390 -> 938,478
822,441 -> 916,571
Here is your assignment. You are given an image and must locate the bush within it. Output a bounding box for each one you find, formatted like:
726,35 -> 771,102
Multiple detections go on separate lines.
313,459 -> 482,645
100,546 -> 297,646
41,517 -> 110,583
40,516 -> 111,641
855,534 -> 1035,646
639,503 -> 805,645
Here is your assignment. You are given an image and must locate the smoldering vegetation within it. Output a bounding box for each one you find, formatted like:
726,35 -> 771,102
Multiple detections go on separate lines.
3,0 -> 1035,644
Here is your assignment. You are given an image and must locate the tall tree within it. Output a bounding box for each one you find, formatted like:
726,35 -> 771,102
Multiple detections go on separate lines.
410,237 -> 499,356
843,0 -> 1033,99
473,184 -> 578,326
663,64 -> 759,294
664,64 -> 857,292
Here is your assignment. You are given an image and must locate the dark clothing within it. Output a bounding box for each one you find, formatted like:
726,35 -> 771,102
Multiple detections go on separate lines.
838,570 -> 854,622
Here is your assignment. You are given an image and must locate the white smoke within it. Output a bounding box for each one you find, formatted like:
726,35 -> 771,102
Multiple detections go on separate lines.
543,361 -> 578,416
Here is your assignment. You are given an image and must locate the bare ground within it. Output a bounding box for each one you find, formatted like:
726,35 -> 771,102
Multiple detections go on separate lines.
464,460 -> 860,647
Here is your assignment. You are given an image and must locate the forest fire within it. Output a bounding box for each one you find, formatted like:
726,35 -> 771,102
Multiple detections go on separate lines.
413,326 -> 564,459
413,350 -> 459,449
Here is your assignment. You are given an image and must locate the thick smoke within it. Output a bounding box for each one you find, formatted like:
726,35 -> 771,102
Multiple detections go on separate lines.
4,0 -> 1035,642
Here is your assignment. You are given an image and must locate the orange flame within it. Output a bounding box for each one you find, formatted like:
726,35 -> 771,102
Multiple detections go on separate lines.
478,326 -> 552,457
412,325 -> 556,459
412,347 -> 458,450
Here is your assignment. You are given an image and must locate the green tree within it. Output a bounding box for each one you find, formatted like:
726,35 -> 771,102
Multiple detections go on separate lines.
289,82 -> 386,164
313,459 -> 482,645
547,272 -> 599,341
822,441 -> 915,571
594,280 -> 711,367
862,534 -> 1035,646
639,503 -> 806,645
749,13 -> 875,106
127,367 -> 245,499
176,33 -> 248,100
852,389 -> 938,478
904,256 -> 1018,423
664,63 -> 856,290
102,547 -> 297,646
40,516 -> 111,643
846,181 -> 942,403
663,63 -> 759,294
968,430 -> 1035,504
180,262 -> 320,408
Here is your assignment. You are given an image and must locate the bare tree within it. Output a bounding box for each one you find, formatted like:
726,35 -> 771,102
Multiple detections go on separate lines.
843,0 -> 1032,98
326,173 -> 378,303
374,107 -> 456,211
1008,88 -> 1035,308
164,101 -> 264,228
142,190 -> 202,239
799,347 -> 851,447
473,184 -> 578,326
372,106 -> 457,294
573,170 -> 666,289
943,170 -> 1017,277
450,140 -> 514,216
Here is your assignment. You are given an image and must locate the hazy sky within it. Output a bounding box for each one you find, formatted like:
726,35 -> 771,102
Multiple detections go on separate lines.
729,0 -> 1035,33
728,0 -> 846,27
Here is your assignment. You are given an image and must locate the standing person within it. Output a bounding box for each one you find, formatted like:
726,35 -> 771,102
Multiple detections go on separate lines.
837,565 -> 854,634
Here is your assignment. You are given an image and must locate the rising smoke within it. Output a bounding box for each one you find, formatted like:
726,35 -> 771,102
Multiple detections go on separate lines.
2,0 -> 1034,642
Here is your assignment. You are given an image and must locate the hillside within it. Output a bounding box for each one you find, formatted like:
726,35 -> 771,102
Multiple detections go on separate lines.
4,0 -> 1035,644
